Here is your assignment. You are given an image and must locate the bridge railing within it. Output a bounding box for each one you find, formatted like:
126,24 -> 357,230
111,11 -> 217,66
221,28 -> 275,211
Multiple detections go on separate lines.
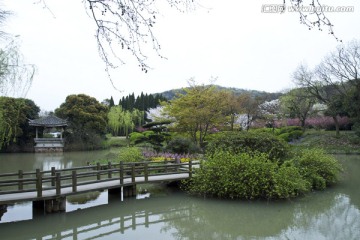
0,160 -> 199,199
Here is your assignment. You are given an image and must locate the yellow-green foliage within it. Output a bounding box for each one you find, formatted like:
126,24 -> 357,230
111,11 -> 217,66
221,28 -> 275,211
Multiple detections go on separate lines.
148,156 -> 190,163
187,151 -> 309,200
187,135 -> 342,200
292,148 -> 342,190
118,147 -> 144,162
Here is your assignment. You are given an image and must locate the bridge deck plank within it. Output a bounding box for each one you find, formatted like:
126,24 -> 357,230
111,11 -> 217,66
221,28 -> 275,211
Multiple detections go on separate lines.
0,173 -> 189,204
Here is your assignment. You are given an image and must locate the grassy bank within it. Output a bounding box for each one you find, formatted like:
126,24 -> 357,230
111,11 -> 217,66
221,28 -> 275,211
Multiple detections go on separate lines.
293,130 -> 360,154
101,136 -> 129,148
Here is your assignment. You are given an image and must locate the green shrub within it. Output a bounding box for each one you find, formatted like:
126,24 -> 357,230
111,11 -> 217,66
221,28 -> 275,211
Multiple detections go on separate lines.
274,161 -> 310,198
206,132 -> 289,162
165,137 -> 200,154
278,126 -> 302,134
118,147 -> 144,162
353,122 -> 360,137
290,130 -> 303,139
129,130 -> 168,151
129,132 -> 147,145
278,130 -> 303,142
109,137 -> 128,147
291,148 -> 342,190
186,151 -> 308,200
252,128 -> 281,135
278,133 -> 291,142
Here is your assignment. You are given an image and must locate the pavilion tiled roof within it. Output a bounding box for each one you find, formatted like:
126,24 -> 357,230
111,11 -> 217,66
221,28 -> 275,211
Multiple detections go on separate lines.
29,115 -> 68,127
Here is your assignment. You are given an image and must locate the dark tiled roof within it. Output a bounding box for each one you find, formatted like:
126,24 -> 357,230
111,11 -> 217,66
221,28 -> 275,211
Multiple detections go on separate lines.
29,115 -> 68,127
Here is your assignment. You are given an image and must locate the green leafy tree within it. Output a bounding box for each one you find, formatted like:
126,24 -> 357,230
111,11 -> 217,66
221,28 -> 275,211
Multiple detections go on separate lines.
119,92 -> 166,112
108,106 -> 144,137
163,82 -> 228,147
109,96 -> 115,108
134,120 -> 172,151
55,94 -> 108,148
108,105 -> 124,135
237,93 -> 261,131
344,83 -> 360,136
222,91 -> 243,131
0,97 -> 39,149
280,88 -> 316,132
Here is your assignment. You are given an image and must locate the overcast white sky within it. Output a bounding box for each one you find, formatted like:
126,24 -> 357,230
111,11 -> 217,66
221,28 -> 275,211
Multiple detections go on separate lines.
2,0 -> 360,111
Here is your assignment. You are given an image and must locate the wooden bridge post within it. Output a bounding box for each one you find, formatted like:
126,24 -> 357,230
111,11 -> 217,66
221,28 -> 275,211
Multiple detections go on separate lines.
45,200 -> 53,213
108,162 -> 112,179
58,197 -> 66,211
72,170 -> 77,192
189,160 -> 193,178
51,167 -> 56,186
56,172 -> 61,195
144,162 -> 148,182
131,164 -> 135,183
52,197 -> 66,212
164,160 -> 168,173
120,162 -> 124,185
36,169 -> 42,197
18,170 -> 23,190
44,197 -> 66,213
97,162 -> 101,180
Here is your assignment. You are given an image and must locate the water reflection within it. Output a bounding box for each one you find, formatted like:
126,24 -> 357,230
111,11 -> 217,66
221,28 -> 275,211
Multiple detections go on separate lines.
0,149 -> 121,173
0,202 -> 32,223
0,190 -> 359,240
67,191 -> 105,212
34,152 -> 72,170
269,194 -> 360,240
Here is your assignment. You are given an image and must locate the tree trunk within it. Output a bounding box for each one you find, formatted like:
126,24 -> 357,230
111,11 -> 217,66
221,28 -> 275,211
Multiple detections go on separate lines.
230,114 -> 235,131
300,118 -> 306,132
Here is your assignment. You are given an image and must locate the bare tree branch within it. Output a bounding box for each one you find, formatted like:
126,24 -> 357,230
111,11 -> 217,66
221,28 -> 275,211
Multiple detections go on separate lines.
0,9 -> 11,40
315,40 -> 360,93
285,0 -> 341,41
84,0 -> 196,73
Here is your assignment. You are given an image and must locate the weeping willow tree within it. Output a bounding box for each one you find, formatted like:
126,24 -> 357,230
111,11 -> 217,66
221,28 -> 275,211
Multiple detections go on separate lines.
0,97 -> 22,148
108,106 -> 144,138
0,97 -> 40,149
0,39 -> 36,98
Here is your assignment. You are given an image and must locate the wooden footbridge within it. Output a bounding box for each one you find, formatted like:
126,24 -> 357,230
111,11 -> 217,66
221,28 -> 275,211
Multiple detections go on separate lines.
0,160 -> 199,213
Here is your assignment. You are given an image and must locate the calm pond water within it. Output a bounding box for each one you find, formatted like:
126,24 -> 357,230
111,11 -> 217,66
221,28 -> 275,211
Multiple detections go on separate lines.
0,151 -> 359,240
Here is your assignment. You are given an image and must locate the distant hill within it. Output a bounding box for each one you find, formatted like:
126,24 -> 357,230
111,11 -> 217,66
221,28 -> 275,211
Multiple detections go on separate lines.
158,85 -> 283,101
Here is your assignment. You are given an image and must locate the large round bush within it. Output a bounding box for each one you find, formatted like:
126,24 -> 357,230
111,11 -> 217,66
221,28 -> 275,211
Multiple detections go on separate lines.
186,151 -> 309,200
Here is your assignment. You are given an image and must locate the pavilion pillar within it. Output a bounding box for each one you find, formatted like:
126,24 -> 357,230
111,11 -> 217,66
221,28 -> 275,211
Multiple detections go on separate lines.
35,127 -> 38,138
